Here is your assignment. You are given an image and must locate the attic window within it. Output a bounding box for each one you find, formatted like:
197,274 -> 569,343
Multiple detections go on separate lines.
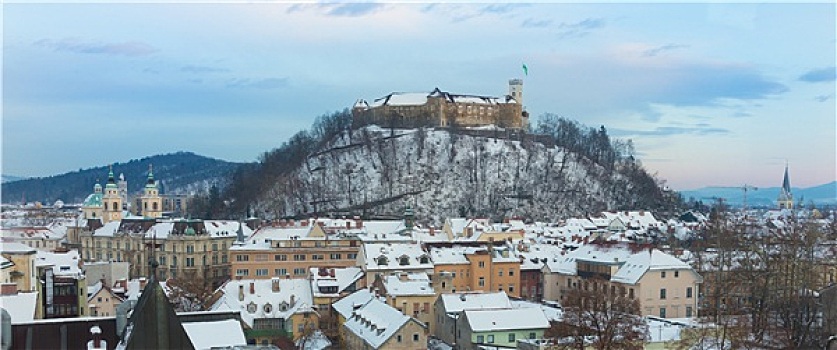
419,255 -> 429,264
279,301 -> 289,312
399,255 -> 410,266
377,256 -> 389,266
59,266 -> 71,271
247,302 -> 257,314
263,303 -> 273,313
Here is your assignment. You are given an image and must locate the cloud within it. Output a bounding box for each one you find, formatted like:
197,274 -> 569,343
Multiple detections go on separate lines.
815,93 -> 835,102
181,65 -> 229,74
522,18 -> 552,28
34,38 -> 157,57
226,77 -> 288,89
799,66 -> 836,82
480,4 -> 528,15
555,17 -> 606,39
610,125 -> 730,137
321,3 -> 384,17
643,43 -> 688,57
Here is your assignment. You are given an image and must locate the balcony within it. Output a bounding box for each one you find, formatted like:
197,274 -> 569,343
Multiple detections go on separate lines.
245,328 -> 293,339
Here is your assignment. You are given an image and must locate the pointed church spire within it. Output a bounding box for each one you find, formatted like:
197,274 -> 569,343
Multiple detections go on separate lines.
107,164 -> 116,186
778,163 -> 793,210
147,164 -> 155,186
782,162 -> 791,193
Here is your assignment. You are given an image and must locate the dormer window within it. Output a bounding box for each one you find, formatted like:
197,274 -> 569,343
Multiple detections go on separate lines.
247,302 -> 257,314
399,255 -> 410,266
377,256 -> 389,266
279,301 -> 289,312
419,255 -> 429,264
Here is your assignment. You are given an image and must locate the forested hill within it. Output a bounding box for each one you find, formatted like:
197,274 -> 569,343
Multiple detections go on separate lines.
2,152 -> 244,204
211,110 -> 682,223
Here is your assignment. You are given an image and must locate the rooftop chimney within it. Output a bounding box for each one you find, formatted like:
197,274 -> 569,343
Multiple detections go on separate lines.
249,282 -> 255,294
329,269 -> 335,278
272,278 -> 281,292
0,284 -> 17,296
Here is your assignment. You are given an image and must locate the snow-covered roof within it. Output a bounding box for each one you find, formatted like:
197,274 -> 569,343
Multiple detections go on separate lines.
464,307 -> 549,332
0,242 -> 36,254
182,319 -> 247,350
362,243 -> 433,272
0,291 -> 39,324
210,278 -> 314,328
35,250 -> 83,278
439,292 -> 511,313
309,267 -> 364,298
333,289 -> 376,319
381,272 -> 435,296
544,243 -> 697,285
339,290 -> 414,349
518,243 -> 564,271
611,249 -> 694,284
509,299 -> 563,322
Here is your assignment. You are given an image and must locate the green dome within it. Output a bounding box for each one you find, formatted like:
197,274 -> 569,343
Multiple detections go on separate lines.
83,193 -> 103,207
184,226 -> 196,236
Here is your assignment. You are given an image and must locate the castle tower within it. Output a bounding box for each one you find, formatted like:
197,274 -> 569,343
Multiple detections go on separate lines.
102,165 -> 123,223
140,164 -> 163,218
777,164 -> 793,210
508,78 -> 524,105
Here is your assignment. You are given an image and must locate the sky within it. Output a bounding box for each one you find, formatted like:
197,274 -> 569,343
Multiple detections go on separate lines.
2,1 -> 835,191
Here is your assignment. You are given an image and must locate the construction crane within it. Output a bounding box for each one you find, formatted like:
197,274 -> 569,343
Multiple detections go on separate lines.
740,184 -> 758,212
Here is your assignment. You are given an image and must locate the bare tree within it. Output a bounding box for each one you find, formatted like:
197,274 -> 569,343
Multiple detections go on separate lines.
549,278 -> 649,350
165,271 -> 215,312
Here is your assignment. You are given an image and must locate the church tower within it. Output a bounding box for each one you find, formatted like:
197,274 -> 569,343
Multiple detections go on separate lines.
777,164 -> 793,210
140,164 -> 163,218
102,165 -> 123,223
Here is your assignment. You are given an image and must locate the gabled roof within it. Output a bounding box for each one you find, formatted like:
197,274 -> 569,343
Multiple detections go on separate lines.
209,278 -> 314,328
464,307 -> 549,332
439,292 -> 511,313
337,289 -> 417,349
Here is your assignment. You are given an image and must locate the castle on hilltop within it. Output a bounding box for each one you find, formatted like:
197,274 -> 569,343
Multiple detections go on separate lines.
352,79 -> 529,130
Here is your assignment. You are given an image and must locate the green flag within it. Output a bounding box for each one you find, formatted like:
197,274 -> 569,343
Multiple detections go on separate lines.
522,63 -> 529,76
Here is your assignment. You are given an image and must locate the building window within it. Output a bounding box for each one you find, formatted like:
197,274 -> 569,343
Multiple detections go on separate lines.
661,271 -> 666,278
509,333 -> 515,342
478,261 -> 485,268
255,254 -> 268,261
236,255 -> 249,262
312,254 -> 324,261
399,256 -> 410,265
477,335 -> 484,343
674,270 -> 679,278
660,289 -> 667,299
687,287 -> 693,298
498,269 -> 503,277
529,332 -> 536,339
509,284 -> 515,293
186,258 -> 194,267
660,307 -> 667,318
275,268 -> 287,276
397,335 -> 402,343
413,333 -> 419,342
509,269 -> 514,276
629,288 -> 634,299
686,306 -> 693,317
479,277 -> 485,287
187,245 -> 194,254
256,269 -> 268,276
236,269 -> 249,276
347,253 -> 358,259
487,335 -> 494,343
275,254 -> 287,261
293,268 -> 306,276
293,254 -> 306,261
329,253 -> 342,260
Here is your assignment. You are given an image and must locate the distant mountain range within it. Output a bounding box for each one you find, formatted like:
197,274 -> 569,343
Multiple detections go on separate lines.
1,175 -> 28,184
679,181 -> 837,207
1,152 -> 246,205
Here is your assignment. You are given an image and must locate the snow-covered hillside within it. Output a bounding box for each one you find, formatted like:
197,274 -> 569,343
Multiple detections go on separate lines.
254,126 -> 676,224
